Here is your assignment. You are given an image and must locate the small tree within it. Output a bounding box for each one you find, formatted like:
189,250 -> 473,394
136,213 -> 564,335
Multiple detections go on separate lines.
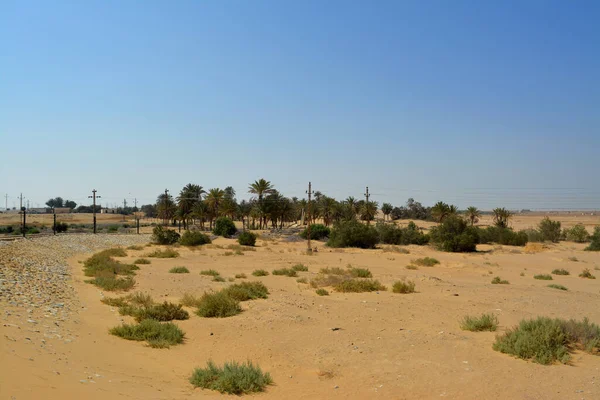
430,215 -> 478,252
585,227 -> 600,251
152,226 -> 180,245
492,208 -> 511,228
213,217 -> 237,238
381,203 -> 393,221
537,217 -> 562,243
465,206 -> 481,226
238,231 -> 257,246
565,224 -> 589,243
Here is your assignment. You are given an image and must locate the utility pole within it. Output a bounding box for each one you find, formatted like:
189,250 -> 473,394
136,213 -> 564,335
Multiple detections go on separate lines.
88,189 -> 101,234
122,198 -> 127,222
163,189 -> 169,225
364,186 -> 370,203
306,182 -> 314,252
21,207 -> 26,238
19,193 -> 23,210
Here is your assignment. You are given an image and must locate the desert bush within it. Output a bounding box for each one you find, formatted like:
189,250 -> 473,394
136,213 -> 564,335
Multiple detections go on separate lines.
83,252 -> 137,277
107,225 -> 119,233
349,267 -> 372,278
460,313 -> 498,331
134,258 -> 150,265
169,266 -> 190,274
405,265 -> 418,270
222,282 -> 269,301
552,269 -> 569,275
534,274 -> 553,280
579,268 -> 596,279
128,292 -> 154,306
196,292 -> 242,318
238,231 -> 257,246
235,273 -> 247,279
296,277 -> 308,284
327,220 -> 379,249
477,226 -> 528,246
310,273 -> 348,288
110,319 -> 185,348
319,267 -> 346,275
272,268 -> 297,277
180,293 -> 202,308
152,226 -> 180,245
548,284 -> 568,291
491,276 -> 509,284
537,217 -> 562,243
55,221 -> 68,233
493,317 -> 600,364
120,301 -> 189,322
565,224 -> 590,243
430,215 -> 478,252
334,279 -> 386,293
585,227 -> 600,251
189,360 -> 273,395
316,288 -> 329,296
213,217 -> 237,238
392,280 -> 416,294
252,269 -> 269,277
292,263 -> 309,272
101,296 -> 129,307
146,248 -> 179,258
180,230 -> 211,246
86,275 -> 135,291
376,221 -> 429,245
300,224 -> 331,240
213,276 -> 226,282
200,269 -> 220,276
412,257 -> 439,267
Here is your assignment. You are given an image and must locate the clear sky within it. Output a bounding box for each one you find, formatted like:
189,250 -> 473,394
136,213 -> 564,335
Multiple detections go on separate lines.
1,0 -> 599,210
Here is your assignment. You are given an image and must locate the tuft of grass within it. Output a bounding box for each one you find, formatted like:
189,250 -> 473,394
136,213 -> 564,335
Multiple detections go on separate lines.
83,252 -> 138,277
189,360 -> 273,395
272,268 -> 297,277
200,269 -> 220,276
120,301 -> 189,322
412,257 -> 439,267
251,269 -> 269,277
552,269 -> 570,275
579,268 -> 596,279
223,251 -> 234,256
169,266 -> 190,274
491,276 -> 509,285
392,280 -> 416,294
196,292 -> 242,318
128,292 -> 154,307
548,284 -> 568,291
145,248 -> 180,258
127,245 -> 144,250
134,258 -> 151,265
296,277 -> 308,284
334,279 -> 386,293
315,288 -> 329,296
180,293 -> 202,308
213,276 -> 226,282
101,248 -> 128,257
405,265 -> 418,270
86,275 -> 135,291
101,296 -> 128,307
310,273 -> 348,288
222,282 -> 269,301
460,313 -> 498,331
319,267 -> 346,275
534,274 -> 553,280
235,273 -> 247,279
493,317 -> 600,364
109,319 -> 185,348
292,263 -> 309,272
349,267 -> 372,278
568,256 -> 579,262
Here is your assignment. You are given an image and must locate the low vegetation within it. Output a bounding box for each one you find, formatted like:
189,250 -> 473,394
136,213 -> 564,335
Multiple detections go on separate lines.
412,257 -> 439,267
405,265 -> 418,270
327,220 -> 379,249
134,258 -> 151,265
460,313 -> 498,332
334,279 -> 386,293
213,217 -> 237,238
180,230 -> 211,246
169,266 -> 190,274
196,291 -> 242,318
222,282 -> 269,301
585,227 -> 600,251
392,280 -> 416,294
200,269 -> 220,276
548,284 -> 568,291
127,245 -> 144,250
272,268 -> 297,277
579,268 -> 596,279
152,226 -> 180,245
238,231 -> 257,246
145,248 -> 180,258
235,273 -> 247,279
83,249 -> 138,291
292,263 -> 309,272
120,301 -> 190,322
430,215 -> 479,252
533,274 -> 553,280
315,288 -> 329,296
348,266 -> 372,278
477,226 -> 528,246
213,276 -> 226,282
376,221 -> 429,245
189,360 -> 273,395
87,275 -> 136,291
564,224 -> 590,243
252,269 -> 269,277
491,276 -> 509,285
300,224 -> 331,240
551,268 -> 570,275
110,319 -> 185,348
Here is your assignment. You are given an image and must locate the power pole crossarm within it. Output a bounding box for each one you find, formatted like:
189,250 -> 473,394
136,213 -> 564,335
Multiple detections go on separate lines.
88,189 -> 101,234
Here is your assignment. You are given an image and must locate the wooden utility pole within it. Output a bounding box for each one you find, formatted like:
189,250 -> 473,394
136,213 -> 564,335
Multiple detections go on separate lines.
89,189 -> 101,234
21,206 -> 26,237
163,189 -> 169,225
306,182 -> 314,252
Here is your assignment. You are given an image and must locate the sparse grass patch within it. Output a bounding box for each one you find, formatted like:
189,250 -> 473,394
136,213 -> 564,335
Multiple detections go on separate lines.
235,273 -> 247,279
534,274 -> 553,280
348,267 -> 372,278
297,277 -> 308,284
101,248 -> 128,257
334,279 -> 386,293
310,273 -> 348,288
319,267 -> 346,275
460,313 -> 498,331
552,269 -> 570,276
110,319 -> 185,348
382,246 -> 410,254
222,282 -> 269,301
145,248 -> 180,258
83,252 -> 138,277
86,275 -> 135,291
213,276 -> 226,282
189,360 -> 273,395
127,245 -> 144,250
568,256 -> 579,262
251,269 -> 269,277
316,288 -> 329,296
120,301 -> 189,322
491,276 -> 509,285
292,263 -> 309,272
493,317 -> 600,364
201,269 -> 220,277
101,296 -> 129,307
180,293 -> 202,308
412,257 -> 440,267
392,280 -> 416,294
548,284 -> 568,291
169,266 -> 190,274
272,268 -> 297,277
405,265 -> 418,270
579,268 -> 596,279
134,258 -> 151,265
196,292 -> 242,318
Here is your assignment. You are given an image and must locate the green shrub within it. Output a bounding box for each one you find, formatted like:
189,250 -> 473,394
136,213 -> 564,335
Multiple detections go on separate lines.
493,317 -> 600,364
55,221 -> 68,233
376,221 -> 429,245
334,279 -> 386,293
412,257 -> 439,267
537,217 -> 562,243
430,215 -> 478,252
477,226 -> 528,246
585,227 -> 600,251
548,284 -> 568,291
579,268 -> 596,279
213,276 -> 226,282
134,258 -> 150,265
292,263 -> 309,272
86,275 -> 135,291
101,296 -> 129,307
152,226 -> 180,245
169,266 -> 190,274
565,224 -> 590,243
222,282 -> 269,301
296,277 -> 308,284
251,269 -> 269,277
300,224 -> 331,240
534,274 -> 553,280
200,269 -> 220,277
315,288 -> 329,296
272,268 -> 297,277
392,280 -> 416,294
189,360 -> 273,395
491,276 -> 509,284
107,225 -> 119,233
348,267 -> 372,278
180,293 -> 202,308
196,292 -> 242,318
146,248 -> 179,258
110,319 -> 185,348
327,220 -> 379,249
460,313 -> 498,331
120,301 -> 189,322
213,217 -> 237,238
552,268 -> 569,275
180,230 -> 211,246
238,231 -> 257,246
83,252 -> 137,277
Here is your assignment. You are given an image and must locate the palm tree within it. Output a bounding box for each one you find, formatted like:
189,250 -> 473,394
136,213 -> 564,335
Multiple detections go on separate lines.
345,196 -> 358,217
493,207 -> 512,228
319,196 -> 338,226
381,203 -> 393,221
360,201 -> 379,225
248,179 -> 275,229
177,183 -> 205,229
431,201 -> 457,223
465,206 -> 481,226
205,188 -> 225,229
156,192 -> 176,225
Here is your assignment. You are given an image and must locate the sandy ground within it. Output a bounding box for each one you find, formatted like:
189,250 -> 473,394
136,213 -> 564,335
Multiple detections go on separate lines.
2,230 -> 600,399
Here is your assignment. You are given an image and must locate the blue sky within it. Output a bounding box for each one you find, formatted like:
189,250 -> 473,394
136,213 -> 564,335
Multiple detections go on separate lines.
1,0 -> 599,210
